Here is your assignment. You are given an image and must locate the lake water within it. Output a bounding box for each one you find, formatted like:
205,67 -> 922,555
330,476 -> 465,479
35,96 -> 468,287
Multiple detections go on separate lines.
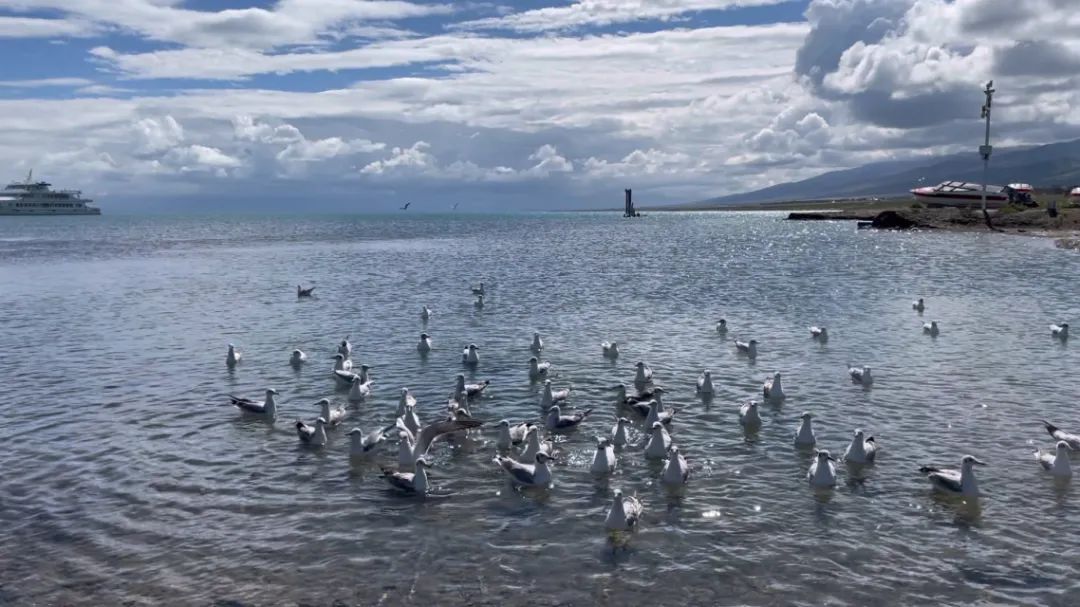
1,212 -> 1078,606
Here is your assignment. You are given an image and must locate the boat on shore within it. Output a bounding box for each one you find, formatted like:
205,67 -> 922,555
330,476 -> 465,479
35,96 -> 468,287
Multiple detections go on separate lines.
910,181 -> 1009,207
0,171 -> 101,216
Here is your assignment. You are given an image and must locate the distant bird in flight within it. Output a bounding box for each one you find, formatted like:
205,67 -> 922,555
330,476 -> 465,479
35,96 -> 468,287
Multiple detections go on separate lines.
401,202 -> 411,210
452,203 -> 459,210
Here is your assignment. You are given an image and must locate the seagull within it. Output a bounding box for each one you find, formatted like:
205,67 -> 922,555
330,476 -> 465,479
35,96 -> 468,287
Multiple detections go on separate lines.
923,321 -> 940,336
612,384 -> 657,414
849,366 -> 873,386
229,389 -> 278,418
396,388 -> 417,417
471,282 -> 485,296
521,425 -> 555,460
348,377 -> 372,402
763,371 -> 785,402
913,298 -> 925,312
297,284 -> 315,298
461,343 -> 480,365
716,319 -> 728,335
843,429 -> 877,464
739,401 -> 762,429
1051,323 -> 1069,340
348,424 -> 396,457
528,357 -> 552,380
644,422 -> 672,459
474,294 -> 484,309
452,202 -> 459,210
399,402 -> 422,435
601,341 -> 620,359
290,349 -> 307,365
793,412 -> 816,447
807,450 -> 837,488
381,457 -> 432,495
494,452 -> 554,487
332,352 -> 353,373
611,417 -> 630,447
1042,420 -> 1080,451
696,370 -> 714,396
396,417 -> 484,468
337,337 -> 352,358
920,455 -> 985,496
226,343 -> 241,366
295,417 -> 328,446
496,420 -> 532,450
400,202 -> 411,211
454,374 -> 490,400
810,326 -> 828,341
421,305 -> 433,321
644,397 -> 677,427
604,489 -> 643,531
531,332 -> 544,353
590,437 -> 617,475
333,358 -> 359,385
1035,441 -> 1073,478
734,339 -> 758,359
661,445 -> 690,487
540,380 -> 571,409
315,398 -> 348,427
546,404 -> 591,432
633,362 -> 653,386
417,333 -> 432,354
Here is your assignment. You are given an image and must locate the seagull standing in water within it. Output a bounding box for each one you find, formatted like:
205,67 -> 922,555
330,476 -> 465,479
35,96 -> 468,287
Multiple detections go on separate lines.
290,349 -> 307,365
1051,323 -> 1069,340
644,422 -> 672,459
494,452 -> 554,487
546,404 -> 591,432
807,450 -> 837,488
1042,420 -> 1080,451
528,357 -> 552,380
696,370 -> 714,396
417,333 -> 432,354
734,339 -> 758,359
229,389 -> 278,419
226,343 -> 242,366
739,401 -> 762,429
601,341 -> 620,359
531,332 -> 544,353
661,446 -> 690,487
521,425 -> 554,460
348,424 -> 396,457
1035,442 -> 1073,478
421,305 -> 433,321
913,298 -> 925,312
396,417 -> 484,468
381,458 -> 433,495
540,380 -> 571,409
763,372 -> 785,403
604,489 -> 643,531
849,366 -> 873,386
462,344 -> 480,365
496,420 -> 532,450
920,455 -> 985,496
295,417 -> 328,446
315,398 -> 348,427
590,437 -> 617,475
611,417 -> 630,447
843,429 -> 877,464
793,412 -> 816,447
923,321 -> 940,337
810,326 -> 828,341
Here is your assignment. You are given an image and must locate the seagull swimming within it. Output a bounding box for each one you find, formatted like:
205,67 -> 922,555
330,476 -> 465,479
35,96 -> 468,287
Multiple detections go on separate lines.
290,349 -> 307,365
601,341 -> 620,359
849,366 -> 873,386
716,319 -> 728,335
604,489 -> 643,531
471,282 -> 485,296
229,389 -> 278,418
348,424 -> 396,457
521,425 -> 555,460
417,333 -> 432,353
612,383 -> 655,411
734,339 -> 758,359
793,412 -> 815,447
807,450 -> 837,488
923,321 -> 940,336
1035,441 -> 1073,478
494,452 -> 554,487
1042,420 -> 1080,451
913,298 -> 925,312
337,337 -> 352,358
920,455 -> 985,496
843,429 -> 877,464
226,343 -> 242,366
295,417 -> 328,446
763,372 -> 785,402
496,420 -> 532,450
462,343 -> 480,365
1051,323 -> 1069,340
396,417 -> 484,468
661,446 -> 690,487
400,402 -> 422,435
396,388 -> 417,417
531,332 -> 543,353
421,305 -> 433,321
332,352 -> 353,372
739,401 -> 762,429
332,355 -> 358,385
381,457 -> 433,495
454,374 -> 490,400
611,417 -> 630,447
810,326 -> 828,341
644,397 -> 677,427
315,398 -> 348,427
348,377 -> 372,402
634,362 -> 653,386
528,357 -> 552,380
540,380 -> 571,409
297,284 -> 315,298
474,294 -> 485,309
644,422 -> 672,459
696,370 -> 714,396
590,437 -> 617,475
546,404 -> 592,432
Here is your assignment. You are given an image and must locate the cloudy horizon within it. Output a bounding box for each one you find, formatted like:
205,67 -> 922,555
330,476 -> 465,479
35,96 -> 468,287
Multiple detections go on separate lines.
1,0 -> 1078,212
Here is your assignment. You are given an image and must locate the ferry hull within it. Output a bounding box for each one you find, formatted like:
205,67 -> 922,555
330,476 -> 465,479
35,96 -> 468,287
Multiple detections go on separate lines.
0,207 -> 101,216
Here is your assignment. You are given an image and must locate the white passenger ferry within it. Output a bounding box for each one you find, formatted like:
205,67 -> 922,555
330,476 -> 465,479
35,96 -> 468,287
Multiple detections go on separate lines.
0,171 -> 101,215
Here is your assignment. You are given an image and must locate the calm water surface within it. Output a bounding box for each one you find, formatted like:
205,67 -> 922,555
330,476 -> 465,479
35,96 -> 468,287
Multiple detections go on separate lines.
1,212 -> 1078,606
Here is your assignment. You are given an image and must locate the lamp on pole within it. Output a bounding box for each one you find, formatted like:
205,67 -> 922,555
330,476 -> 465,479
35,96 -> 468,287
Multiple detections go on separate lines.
979,81 -> 995,227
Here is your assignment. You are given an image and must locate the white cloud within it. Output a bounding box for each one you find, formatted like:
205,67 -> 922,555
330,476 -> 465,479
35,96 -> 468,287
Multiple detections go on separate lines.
526,144 -> 573,176
0,77 -> 94,88
164,144 -> 242,172
134,115 -> 184,154
0,16 -> 96,38
583,149 -> 700,178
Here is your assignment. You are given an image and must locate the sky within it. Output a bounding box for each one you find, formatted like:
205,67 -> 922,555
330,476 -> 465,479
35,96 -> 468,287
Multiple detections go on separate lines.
1,0 -> 1079,212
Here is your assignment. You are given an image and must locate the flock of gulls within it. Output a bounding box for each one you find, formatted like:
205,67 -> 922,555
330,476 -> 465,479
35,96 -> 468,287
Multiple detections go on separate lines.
223,285 -> 1077,535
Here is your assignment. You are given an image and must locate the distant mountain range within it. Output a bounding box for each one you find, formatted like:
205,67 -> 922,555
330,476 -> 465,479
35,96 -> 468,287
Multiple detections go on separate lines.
689,138 -> 1080,207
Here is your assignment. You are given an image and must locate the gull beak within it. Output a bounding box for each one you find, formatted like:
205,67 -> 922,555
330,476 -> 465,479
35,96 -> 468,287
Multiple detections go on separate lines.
973,458 -> 987,466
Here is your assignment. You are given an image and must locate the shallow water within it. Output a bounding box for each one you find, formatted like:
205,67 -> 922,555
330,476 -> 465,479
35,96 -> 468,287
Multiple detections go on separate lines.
1,212 -> 1078,606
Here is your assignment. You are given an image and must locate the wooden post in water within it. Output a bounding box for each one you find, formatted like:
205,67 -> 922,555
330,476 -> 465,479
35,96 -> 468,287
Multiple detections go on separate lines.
624,189 -> 633,217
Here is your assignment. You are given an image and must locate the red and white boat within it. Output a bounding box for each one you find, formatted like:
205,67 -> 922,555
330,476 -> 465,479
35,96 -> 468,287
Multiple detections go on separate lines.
911,181 -> 1008,207
1008,183 -> 1033,194
1070,186 -> 1080,200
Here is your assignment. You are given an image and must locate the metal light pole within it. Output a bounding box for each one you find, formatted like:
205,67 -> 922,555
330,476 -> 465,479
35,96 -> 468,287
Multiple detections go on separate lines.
979,81 -> 995,226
